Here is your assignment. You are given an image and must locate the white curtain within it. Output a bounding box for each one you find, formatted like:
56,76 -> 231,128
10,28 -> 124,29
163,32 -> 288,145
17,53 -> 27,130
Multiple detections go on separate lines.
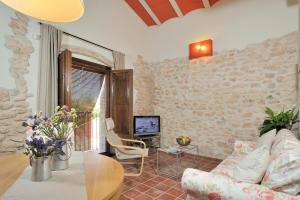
37,24 -> 62,116
112,51 -> 125,69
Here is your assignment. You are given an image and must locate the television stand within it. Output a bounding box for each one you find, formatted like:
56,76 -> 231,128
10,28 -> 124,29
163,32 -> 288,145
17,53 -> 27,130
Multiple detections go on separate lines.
134,134 -> 161,150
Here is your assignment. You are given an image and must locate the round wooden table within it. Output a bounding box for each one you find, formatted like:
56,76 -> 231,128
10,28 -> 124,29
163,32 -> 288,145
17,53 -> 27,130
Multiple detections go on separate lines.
0,151 -> 124,200
84,151 -> 124,200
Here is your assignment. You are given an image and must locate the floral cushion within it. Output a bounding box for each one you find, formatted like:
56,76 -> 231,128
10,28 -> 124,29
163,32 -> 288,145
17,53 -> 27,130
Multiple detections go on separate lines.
271,129 -> 296,156
213,144 -> 270,184
212,151 -> 246,178
262,129 -> 300,195
255,129 -> 276,149
182,168 -> 300,200
233,145 -> 270,183
234,140 -> 255,154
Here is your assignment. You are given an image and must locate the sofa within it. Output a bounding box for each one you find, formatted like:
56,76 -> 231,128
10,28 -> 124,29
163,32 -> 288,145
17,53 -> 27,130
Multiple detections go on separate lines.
182,129 -> 300,200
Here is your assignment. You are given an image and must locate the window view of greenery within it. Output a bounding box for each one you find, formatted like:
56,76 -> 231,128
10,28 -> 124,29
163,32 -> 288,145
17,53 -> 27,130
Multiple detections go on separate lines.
71,68 -> 104,119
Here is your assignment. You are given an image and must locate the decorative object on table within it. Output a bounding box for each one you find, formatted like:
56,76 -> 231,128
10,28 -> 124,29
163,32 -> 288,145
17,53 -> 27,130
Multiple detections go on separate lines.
176,136 -> 191,146
167,147 -> 178,153
22,106 -> 77,171
38,106 -> 77,170
259,107 -> 299,136
23,134 -> 54,181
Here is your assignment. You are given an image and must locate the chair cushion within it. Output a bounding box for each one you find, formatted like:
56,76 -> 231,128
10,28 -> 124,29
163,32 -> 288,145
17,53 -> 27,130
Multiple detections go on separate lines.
116,148 -> 149,159
107,132 -> 122,145
105,118 -> 115,131
232,145 -> 270,183
262,129 -> 300,195
255,129 -> 276,149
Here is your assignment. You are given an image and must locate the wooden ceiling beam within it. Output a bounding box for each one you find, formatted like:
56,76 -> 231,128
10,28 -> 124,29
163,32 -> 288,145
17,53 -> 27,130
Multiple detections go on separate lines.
202,0 -> 211,8
138,0 -> 161,25
168,0 -> 183,17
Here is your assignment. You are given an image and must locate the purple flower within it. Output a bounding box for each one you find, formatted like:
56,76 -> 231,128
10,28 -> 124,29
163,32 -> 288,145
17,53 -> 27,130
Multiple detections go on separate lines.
53,139 -> 67,155
25,139 -> 31,145
24,135 -> 54,157
54,139 -> 66,149
43,116 -> 48,121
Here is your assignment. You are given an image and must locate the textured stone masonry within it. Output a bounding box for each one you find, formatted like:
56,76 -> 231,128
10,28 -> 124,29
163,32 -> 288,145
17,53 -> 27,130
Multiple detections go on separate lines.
134,32 -> 298,159
0,12 -> 33,152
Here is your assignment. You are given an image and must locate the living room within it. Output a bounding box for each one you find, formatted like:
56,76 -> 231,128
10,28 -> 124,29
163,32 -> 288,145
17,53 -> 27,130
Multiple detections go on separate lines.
0,0 -> 299,200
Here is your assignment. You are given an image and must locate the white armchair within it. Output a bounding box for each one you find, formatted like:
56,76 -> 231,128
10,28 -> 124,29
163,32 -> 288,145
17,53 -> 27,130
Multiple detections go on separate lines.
105,118 -> 149,176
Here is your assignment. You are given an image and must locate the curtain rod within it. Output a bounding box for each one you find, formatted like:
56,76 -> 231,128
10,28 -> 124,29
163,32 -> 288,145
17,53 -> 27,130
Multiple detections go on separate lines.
38,22 -> 114,53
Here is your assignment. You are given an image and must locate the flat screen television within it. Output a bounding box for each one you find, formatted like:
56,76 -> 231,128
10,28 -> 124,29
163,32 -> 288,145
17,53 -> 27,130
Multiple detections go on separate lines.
133,116 -> 160,137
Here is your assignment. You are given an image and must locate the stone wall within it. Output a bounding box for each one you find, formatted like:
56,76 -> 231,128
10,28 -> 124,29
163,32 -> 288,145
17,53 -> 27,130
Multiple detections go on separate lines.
0,12 -> 34,152
134,32 -> 298,159
133,55 -> 155,115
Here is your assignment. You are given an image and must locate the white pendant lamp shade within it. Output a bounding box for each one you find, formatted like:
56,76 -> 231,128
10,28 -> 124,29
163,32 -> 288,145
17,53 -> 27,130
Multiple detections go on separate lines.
0,0 -> 84,22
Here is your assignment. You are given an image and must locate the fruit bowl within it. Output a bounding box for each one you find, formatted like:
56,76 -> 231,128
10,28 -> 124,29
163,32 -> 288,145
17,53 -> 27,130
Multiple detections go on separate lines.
176,136 -> 191,146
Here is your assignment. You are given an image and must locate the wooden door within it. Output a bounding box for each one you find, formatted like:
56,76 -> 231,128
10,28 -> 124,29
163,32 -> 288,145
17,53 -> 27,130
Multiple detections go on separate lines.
111,69 -> 133,138
58,51 -> 111,151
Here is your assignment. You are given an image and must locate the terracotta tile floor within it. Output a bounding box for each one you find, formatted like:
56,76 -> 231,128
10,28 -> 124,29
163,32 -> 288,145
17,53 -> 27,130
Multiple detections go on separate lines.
120,151 -> 222,200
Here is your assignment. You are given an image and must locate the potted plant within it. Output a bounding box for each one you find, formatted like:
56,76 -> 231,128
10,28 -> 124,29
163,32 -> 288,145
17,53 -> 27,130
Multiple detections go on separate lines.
38,106 -> 77,170
23,134 -> 54,181
259,107 -> 299,136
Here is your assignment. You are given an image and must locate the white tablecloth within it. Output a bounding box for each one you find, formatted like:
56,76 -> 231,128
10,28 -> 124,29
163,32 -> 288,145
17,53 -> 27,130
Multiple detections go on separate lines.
1,152 -> 87,200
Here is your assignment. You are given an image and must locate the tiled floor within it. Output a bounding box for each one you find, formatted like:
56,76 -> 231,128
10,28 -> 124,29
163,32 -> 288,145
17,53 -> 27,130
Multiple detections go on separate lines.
120,150 -> 222,200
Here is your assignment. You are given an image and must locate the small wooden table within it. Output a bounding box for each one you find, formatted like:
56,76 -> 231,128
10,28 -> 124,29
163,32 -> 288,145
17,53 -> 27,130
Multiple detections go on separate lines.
0,151 -> 124,200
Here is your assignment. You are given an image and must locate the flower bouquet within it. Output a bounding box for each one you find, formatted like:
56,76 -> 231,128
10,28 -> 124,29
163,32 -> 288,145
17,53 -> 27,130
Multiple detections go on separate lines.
22,106 -> 77,171
23,134 -> 54,181
37,106 -> 77,170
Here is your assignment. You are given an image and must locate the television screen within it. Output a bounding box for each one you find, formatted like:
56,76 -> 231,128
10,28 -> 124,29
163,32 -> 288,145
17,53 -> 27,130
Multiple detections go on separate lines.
134,116 -> 160,136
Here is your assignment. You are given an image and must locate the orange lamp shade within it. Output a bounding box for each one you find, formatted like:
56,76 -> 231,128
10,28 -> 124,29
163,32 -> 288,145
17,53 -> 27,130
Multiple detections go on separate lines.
189,39 -> 213,60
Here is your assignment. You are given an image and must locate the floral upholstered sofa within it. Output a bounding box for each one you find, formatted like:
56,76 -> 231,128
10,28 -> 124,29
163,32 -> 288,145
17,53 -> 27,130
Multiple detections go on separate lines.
182,129 -> 300,200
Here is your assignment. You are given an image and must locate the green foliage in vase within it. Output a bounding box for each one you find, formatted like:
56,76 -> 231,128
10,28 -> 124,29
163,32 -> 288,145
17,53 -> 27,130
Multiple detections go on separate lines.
259,107 -> 299,136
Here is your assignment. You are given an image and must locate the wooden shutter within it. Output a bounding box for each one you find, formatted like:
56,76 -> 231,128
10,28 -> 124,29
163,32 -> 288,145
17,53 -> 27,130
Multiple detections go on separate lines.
58,49 -> 72,107
110,69 -> 133,138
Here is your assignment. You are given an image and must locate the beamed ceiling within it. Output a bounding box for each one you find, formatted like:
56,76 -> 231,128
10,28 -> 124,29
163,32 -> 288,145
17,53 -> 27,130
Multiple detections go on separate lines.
125,0 -> 220,26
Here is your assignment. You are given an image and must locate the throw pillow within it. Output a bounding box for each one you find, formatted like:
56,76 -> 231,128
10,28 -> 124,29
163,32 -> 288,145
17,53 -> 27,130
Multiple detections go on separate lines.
271,129 -> 293,156
255,129 -> 276,150
232,145 -> 270,183
262,130 -> 300,195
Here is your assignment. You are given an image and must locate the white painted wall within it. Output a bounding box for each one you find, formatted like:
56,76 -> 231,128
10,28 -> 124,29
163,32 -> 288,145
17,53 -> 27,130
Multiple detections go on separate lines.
53,0 -> 148,68
143,0 -> 298,61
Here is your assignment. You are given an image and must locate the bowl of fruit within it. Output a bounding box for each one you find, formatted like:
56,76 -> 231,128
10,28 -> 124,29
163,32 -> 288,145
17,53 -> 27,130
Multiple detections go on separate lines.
176,136 -> 191,146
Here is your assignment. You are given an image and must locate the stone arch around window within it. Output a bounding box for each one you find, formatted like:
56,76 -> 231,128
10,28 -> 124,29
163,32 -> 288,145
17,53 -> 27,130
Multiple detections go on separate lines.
60,44 -> 114,67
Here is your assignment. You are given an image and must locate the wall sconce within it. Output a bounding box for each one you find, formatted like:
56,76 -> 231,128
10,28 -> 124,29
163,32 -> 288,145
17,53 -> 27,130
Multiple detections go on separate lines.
189,39 -> 213,60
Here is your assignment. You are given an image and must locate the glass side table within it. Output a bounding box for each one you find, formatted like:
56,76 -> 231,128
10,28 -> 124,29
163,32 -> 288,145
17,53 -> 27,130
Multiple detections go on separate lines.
156,144 -> 199,180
